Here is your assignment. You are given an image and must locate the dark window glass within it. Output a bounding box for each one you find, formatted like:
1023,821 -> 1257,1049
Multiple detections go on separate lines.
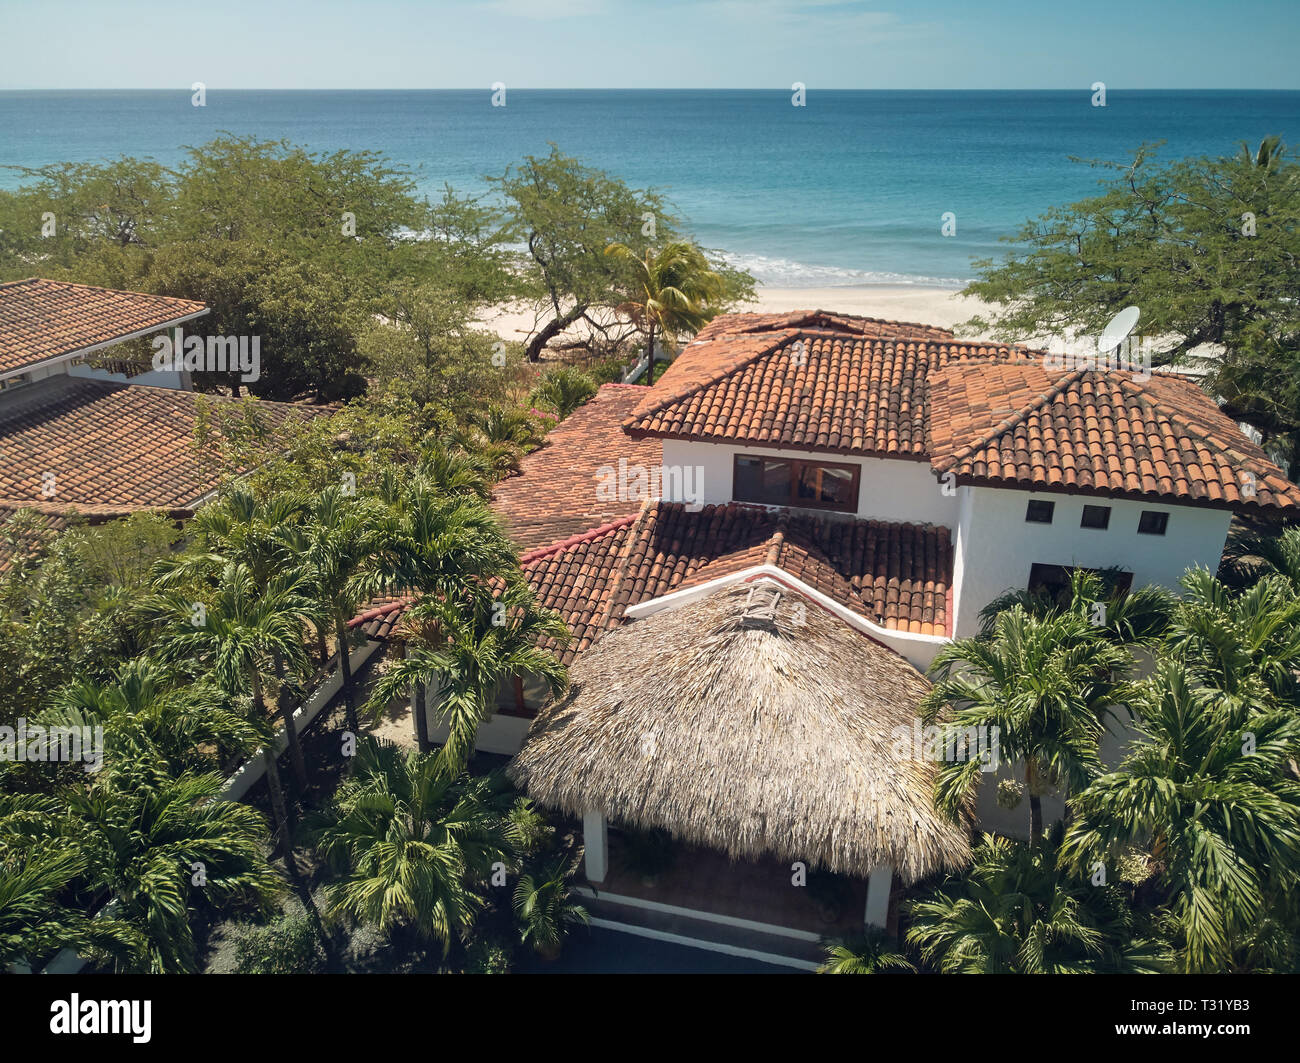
1025,499 -> 1055,523
1080,505 -> 1111,529
733,454 -> 860,512
734,456 -> 792,505
1137,510 -> 1168,535
1028,564 -> 1133,609
796,463 -> 855,507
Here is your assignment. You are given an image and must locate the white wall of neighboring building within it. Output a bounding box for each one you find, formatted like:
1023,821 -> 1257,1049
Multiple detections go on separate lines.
951,486 -> 1234,638
68,362 -> 188,389
659,438 -> 960,528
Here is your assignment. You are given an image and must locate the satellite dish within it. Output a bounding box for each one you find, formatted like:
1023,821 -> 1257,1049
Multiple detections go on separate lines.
1097,306 -> 1140,354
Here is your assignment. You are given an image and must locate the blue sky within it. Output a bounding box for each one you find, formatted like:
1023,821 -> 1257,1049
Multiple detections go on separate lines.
1,0 -> 1296,90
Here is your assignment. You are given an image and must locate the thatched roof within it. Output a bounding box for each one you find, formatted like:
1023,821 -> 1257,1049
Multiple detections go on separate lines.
508,581 -> 973,883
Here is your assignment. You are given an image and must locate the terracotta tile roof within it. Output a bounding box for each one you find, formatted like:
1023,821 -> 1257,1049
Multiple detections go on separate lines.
520,517 -> 641,662
625,326 -> 1038,457
350,594 -> 418,640
0,278 -> 208,377
691,309 -> 958,344
492,383 -> 663,550
610,502 -> 952,636
353,502 -> 953,656
0,375 -> 320,510
927,363 -> 1300,513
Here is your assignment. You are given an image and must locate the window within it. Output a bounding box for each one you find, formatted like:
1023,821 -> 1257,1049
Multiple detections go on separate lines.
1028,564 -> 1133,609
1137,510 -> 1168,536
1080,505 -> 1111,530
1025,499 -> 1055,524
0,373 -> 32,392
733,454 -> 860,512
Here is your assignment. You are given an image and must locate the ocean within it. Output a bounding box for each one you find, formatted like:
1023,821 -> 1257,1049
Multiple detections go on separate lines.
1,89 -> 1296,287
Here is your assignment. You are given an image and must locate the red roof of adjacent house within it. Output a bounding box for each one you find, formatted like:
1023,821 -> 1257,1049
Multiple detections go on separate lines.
0,375 -> 319,510
0,278 -> 208,377
927,363 -> 1300,512
491,383 -> 663,550
624,324 -> 1040,458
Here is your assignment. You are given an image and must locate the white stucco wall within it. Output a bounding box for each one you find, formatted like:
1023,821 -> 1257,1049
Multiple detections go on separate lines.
659,438 -> 959,528
951,486 -> 1233,638
68,362 -> 188,389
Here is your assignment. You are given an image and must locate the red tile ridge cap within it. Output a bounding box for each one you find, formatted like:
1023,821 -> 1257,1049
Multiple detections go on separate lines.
931,366 -> 1088,474
518,512 -> 642,566
622,330 -> 801,429
348,598 -> 413,629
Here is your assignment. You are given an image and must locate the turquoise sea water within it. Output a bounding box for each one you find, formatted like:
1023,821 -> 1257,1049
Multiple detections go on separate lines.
1,89 -> 1296,286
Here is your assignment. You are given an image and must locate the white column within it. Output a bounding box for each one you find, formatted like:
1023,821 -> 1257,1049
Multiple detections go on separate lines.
865,864 -> 893,928
174,326 -> 193,391
582,810 -> 608,883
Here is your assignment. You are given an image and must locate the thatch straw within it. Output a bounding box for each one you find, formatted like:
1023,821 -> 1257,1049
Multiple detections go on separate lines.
509,581 -> 972,883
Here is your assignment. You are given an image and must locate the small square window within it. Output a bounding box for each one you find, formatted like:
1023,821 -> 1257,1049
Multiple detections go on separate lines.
1080,505 -> 1111,530
1137,510 -> 1168,536
1025,499 -> 1055,524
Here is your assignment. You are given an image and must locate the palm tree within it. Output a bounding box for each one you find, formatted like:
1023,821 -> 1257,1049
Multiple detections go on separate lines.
364,578 -> 567,775
604,240 -> 726,385
513,850 -> 589,960
413,445 -> 495,502
978,567 -> 1174,648
907,832 -> 1169,974
450,405 -> 545,478
381,483 -> 521,751
310,737 -> 513,954
818,927 -> 916,974
1164,568 -> 1300,712
1220,522 -> 1300,592
67,768 -> 283,973
1238,134 -> 1285,172
296,487 -> 398,735
0,808 -> 140,970
1060,659 -> 1300,972
922,606 -> 1129,845
528,366 -> 598,421
44,658 -> 261,780
145,562 -> 318,838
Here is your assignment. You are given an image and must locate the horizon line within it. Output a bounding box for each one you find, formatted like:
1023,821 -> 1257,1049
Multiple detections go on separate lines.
2,86 -> 1296,93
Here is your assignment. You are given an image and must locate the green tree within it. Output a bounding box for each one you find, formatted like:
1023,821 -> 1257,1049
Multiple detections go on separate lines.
364,579 -> 567,776
908,833 -> 1168,974
0,819 -> 140,970
310,737 -> 513,954
66,768 -> 283,973
962,139 -> 1300,475
528,366 -> 598,420
818,928 -> 916,974
1061,660 -> 1300,972
513,850 -> 589,960
922,607 -> 1129,845
604,240 -> 727,385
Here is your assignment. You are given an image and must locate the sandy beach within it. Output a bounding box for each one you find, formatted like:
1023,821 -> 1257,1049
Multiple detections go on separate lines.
479,284 -> 1000,349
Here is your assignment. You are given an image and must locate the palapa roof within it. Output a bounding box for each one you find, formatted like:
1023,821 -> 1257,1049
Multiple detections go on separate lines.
508,581 -> 973,882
